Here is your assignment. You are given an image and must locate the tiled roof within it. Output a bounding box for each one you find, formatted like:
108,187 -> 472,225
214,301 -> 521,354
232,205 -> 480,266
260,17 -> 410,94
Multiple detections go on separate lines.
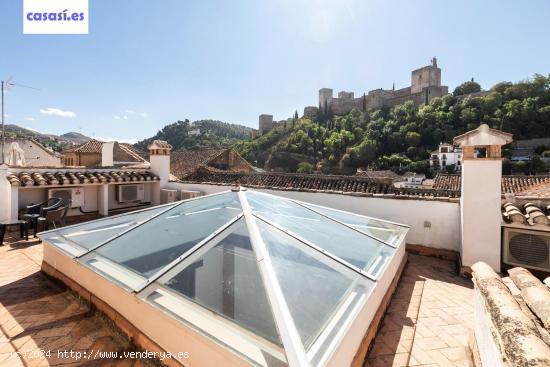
472,263 -> 550,366
356,170 -> 401,181
514,181 -> 550,199
63,141 -> 147,163
433,173 -> 550,194
182,169 -> 461,200
502,202 -> 550,226
170,149 -> 233,178
118,143 -> 148,163
63,139 -> 104,153
6,170 -> 159,187
432,174 -> 461,190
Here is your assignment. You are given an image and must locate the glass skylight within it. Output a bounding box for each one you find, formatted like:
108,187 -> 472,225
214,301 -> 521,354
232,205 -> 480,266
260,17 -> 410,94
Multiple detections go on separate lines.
40,189 -> 408,367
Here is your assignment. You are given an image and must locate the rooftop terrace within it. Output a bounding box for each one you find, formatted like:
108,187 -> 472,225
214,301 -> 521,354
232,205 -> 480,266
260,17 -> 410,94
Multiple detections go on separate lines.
0,223 -> 475,366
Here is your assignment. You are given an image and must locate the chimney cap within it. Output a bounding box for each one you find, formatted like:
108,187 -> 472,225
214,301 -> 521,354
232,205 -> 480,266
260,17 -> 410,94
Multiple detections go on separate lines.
453,124 -> 513,148
147,140 -> 172,151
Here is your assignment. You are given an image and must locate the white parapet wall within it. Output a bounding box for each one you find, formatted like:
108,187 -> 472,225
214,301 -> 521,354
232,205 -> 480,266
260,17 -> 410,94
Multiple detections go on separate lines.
167,182 -> 461,252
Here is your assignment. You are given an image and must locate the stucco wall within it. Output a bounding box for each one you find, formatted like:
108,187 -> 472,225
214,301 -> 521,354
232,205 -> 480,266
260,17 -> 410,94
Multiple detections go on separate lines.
15,182 -> 157,218
167,182 -> 461,251
3,139 -> 62,167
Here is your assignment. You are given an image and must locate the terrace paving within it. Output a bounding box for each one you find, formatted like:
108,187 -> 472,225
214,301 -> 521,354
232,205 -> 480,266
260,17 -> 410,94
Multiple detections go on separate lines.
0,227 -> 475,367
366,254 -> 475,367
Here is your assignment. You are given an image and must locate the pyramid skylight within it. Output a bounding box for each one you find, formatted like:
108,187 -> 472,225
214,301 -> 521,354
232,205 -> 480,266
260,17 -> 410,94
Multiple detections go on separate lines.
40,189 -> 408,367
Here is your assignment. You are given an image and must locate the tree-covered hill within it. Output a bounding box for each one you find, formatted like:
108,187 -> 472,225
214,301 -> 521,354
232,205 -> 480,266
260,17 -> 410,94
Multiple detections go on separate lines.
235,74 -> 550,174
135,119 -> 252,151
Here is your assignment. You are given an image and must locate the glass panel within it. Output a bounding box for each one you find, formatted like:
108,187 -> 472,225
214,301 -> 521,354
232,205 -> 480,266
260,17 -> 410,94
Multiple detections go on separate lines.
302,204 -> 408,247
256,220 -> 373,360
156,218 -> 281,346
246,191 -> 395,275
42,205 -> 172,256
84,192 -> 242,284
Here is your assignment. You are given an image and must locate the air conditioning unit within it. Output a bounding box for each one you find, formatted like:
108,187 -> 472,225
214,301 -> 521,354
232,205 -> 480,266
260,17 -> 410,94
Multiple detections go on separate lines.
181,190 -> 202,200
161,189 -> 177,204
117,184 -> 145,203
503,227 -> 550,272
48,187 -> 84,208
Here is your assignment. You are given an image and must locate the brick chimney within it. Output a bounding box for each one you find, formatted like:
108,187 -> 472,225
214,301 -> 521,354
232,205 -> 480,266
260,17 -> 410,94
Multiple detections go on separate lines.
454,124 -> 513,272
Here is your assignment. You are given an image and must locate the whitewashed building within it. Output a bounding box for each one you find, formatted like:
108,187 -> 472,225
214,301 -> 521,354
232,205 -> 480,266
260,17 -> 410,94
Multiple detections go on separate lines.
429,142 -> 462,171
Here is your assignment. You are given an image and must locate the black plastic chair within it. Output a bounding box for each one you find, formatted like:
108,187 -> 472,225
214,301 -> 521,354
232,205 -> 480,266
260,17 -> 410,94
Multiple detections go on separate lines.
23,197 -> 63,236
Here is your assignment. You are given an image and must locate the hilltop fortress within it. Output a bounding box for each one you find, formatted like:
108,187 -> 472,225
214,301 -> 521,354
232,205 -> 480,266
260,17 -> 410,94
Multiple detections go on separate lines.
256,58 -> 449,136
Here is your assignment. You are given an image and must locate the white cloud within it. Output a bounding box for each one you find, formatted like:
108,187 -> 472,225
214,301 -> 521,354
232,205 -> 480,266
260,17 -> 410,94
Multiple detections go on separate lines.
40,107 -> 76,118
95,136 -> 138,144
25,117 -> 34,121
139,112 -> 148,118
114,115 -> 129,120
24,126 -> 40,133
125,109 -> 135,114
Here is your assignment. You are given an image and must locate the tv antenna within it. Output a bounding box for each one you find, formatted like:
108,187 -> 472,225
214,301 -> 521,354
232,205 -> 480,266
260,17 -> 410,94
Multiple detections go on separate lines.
1,77 -> 41,164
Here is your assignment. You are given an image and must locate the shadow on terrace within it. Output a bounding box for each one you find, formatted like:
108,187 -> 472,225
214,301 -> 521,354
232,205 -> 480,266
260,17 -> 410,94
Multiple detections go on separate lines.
0,224 -> 154,366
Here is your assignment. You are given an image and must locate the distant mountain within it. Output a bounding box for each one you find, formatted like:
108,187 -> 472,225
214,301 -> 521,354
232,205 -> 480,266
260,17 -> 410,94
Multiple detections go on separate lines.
3,124 -> 91,152
135,119 -> 252,151
59,132 -> 90,144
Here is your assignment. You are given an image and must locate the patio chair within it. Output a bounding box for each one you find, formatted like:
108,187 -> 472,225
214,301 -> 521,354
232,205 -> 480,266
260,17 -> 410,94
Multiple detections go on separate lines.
37,199 -> 72,231
23,197 -> 63,236
37,206 -> 65,230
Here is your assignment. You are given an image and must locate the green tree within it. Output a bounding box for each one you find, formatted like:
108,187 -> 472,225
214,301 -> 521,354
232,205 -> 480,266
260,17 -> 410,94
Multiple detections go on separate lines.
297,161 -> 314,174
405,131 -> 421,147
453,80 -> 482,96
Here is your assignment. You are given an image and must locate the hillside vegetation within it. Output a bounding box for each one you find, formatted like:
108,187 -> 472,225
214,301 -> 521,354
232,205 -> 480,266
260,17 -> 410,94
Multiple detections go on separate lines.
235,74 -> 550,174
135,119 -> 252,151
3,124 -> 90,152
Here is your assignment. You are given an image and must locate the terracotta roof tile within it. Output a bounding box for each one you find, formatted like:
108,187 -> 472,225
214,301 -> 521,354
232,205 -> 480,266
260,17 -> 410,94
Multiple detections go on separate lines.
170,149 -> 254,178
433,173 -> 550,194
6,170 -> 159,187
181,169 -> 461,199
502,201 -> 550,226
63,139 -> 104,154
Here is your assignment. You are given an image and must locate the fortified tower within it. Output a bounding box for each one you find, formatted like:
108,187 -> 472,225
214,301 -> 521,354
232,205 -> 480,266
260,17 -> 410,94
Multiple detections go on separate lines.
411,57 -> 442,94
319,88 -> 333,114
259,114 -> 274,135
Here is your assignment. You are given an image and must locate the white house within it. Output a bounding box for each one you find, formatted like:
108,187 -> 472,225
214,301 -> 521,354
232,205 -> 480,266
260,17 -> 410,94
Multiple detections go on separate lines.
393,172 -> 432,189
0,140 -> 175,222
429,142 -> 462,171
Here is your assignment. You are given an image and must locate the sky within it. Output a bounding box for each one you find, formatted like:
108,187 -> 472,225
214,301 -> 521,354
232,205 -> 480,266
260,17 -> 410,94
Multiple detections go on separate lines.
0,0 -> 549,143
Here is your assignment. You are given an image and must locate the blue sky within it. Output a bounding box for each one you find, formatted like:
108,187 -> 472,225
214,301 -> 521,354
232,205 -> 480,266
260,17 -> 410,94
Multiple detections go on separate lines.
1,0 -> 549,143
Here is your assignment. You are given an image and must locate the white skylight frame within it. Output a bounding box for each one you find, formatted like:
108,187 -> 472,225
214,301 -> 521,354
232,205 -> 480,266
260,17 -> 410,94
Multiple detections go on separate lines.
39,188 -> 409,367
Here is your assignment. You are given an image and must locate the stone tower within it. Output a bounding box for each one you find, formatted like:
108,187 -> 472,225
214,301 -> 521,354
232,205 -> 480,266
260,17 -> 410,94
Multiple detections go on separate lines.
259,114 -> 274,135
319,88 -> 333,114
411,58 -> 442,94
454,124 -> 513,271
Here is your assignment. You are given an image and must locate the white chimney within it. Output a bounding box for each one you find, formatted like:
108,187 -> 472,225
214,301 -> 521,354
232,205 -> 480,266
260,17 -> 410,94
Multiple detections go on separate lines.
148,140 -> 172,188
454,124 -> 513,272
101,142 -> 114,167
